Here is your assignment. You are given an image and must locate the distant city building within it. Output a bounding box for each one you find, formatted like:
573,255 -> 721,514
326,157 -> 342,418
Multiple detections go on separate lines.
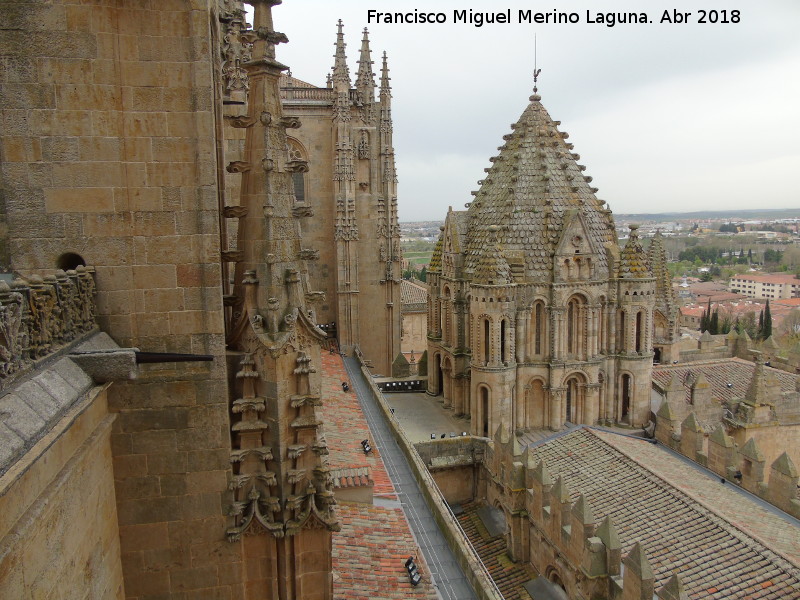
729,273 -> 800,300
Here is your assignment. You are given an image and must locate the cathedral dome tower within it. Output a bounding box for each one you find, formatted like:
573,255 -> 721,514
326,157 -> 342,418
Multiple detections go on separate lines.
428,82 -> 655,435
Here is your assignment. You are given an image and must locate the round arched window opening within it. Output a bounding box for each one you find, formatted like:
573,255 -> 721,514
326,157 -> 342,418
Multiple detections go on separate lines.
56,252 -> 86,271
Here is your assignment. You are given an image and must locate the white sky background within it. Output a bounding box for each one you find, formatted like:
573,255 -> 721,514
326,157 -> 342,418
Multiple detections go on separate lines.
250,1 -> 800,221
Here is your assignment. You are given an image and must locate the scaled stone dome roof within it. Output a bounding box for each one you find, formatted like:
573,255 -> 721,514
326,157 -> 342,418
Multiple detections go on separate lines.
464,91 -> 617,282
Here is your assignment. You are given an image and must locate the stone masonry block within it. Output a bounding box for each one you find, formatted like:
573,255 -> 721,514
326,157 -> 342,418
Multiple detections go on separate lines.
119,522 -> 170,552
112,455 -> 148,479
52,356 -> 94,392
45,187 -> 115,213
116,496 -> 182,527
130,429 -> 177,455
0,422 -> 25,473
14,380 -> 60,422
0,392 -> 47,442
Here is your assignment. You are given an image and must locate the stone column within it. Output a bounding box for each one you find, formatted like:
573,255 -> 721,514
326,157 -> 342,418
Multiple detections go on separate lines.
549,388 -> 564,430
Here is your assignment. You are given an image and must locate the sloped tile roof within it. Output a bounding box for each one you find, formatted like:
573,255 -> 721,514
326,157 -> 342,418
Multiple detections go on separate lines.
457,501 -> 537,599
333,502 -> 438,600
652,358 -> 796,405
529,427 -> 800,598
401,279 -> 428,305
319,352 -> 395,498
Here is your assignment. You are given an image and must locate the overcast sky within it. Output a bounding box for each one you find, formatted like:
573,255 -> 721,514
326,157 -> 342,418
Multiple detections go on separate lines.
254,1 -> 800,221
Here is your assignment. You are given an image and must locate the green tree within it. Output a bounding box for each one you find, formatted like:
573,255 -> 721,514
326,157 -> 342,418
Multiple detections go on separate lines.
710,309 -> 719,335
763,300 -> 772,340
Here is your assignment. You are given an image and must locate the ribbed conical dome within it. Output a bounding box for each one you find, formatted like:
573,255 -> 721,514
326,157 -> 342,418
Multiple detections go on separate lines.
465,91 -> 616,282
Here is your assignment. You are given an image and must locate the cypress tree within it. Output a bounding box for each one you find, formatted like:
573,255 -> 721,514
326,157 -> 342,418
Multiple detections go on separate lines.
758,309 -> 764,339
763,300 -> 772,340
710,309 -> 719,335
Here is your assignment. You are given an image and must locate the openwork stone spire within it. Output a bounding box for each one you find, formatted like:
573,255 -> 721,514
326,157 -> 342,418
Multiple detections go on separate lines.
355,28 -> 375,102
224,2 -> 338,580
648,229 -> 677,311
330,19 -> 351,89
380,51 -> 391,96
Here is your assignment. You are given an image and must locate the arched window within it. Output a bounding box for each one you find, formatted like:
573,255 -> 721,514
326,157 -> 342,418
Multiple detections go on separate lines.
635,311 -> 643,353
533,301 -> 544,356
621,374 -> 632,423
567,296 -> 586,359
566,377 -> 580,423
480,386 -> 490,437
527,379 -> 546,429
483,318 -> 490,364
292,172 -> 305,203
500,319 -> 507,364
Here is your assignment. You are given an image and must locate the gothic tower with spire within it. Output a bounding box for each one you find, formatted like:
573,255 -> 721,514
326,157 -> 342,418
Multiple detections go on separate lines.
223,2 -> 339,597
428,79 -> 656,435
278,23 -> 402,375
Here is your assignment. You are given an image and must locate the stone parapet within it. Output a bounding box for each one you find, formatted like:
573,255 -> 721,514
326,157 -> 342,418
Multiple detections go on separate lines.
0,267 -> 98,392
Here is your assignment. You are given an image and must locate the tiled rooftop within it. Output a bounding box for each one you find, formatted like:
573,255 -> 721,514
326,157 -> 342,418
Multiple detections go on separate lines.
457,501 -> 537,600
320,353 -> 440,598
319,352 -> 395,498
401,279 -> 428,306
333,501 -> 438,600
652,358 -> 796,405
530,427 -> 800,598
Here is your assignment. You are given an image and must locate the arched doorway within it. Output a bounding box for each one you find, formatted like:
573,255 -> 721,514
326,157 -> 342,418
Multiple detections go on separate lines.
563,374 -> 586,424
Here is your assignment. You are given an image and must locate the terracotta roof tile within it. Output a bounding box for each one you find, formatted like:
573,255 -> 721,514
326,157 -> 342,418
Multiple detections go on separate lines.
652,358 -> 796,405
529,428 -> 800,598
319,352 -> 395,498
401,279 -> 428,305
333,502 -> 438,600
457,501 -> 537,599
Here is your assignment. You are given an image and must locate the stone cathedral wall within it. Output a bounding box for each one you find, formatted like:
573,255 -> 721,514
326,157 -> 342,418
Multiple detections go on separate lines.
0,2 -> 237,597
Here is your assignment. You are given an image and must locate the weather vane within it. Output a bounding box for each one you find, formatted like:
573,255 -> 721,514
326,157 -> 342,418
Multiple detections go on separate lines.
533,34 -> 541,93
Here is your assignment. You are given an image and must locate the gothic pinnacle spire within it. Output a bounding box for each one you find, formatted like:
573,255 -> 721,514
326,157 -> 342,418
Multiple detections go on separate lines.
380,51 -> 391,96
355,27 -> 376,99
331,19 -> 351,89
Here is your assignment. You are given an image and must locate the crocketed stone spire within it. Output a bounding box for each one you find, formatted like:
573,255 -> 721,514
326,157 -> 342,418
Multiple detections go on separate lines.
428,226 -> 444,273
618,224 -> 651,278
649,229 -> 677,312
330,19 -> 350,88
380,50 -> 391,95
474,225 -> 511,285
355,28 -> 375,100
464,88 -> 616,282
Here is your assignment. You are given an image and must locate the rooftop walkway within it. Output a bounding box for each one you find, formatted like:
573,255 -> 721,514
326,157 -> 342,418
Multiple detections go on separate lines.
320,353 -> 438,600
343,356 -> 479,600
